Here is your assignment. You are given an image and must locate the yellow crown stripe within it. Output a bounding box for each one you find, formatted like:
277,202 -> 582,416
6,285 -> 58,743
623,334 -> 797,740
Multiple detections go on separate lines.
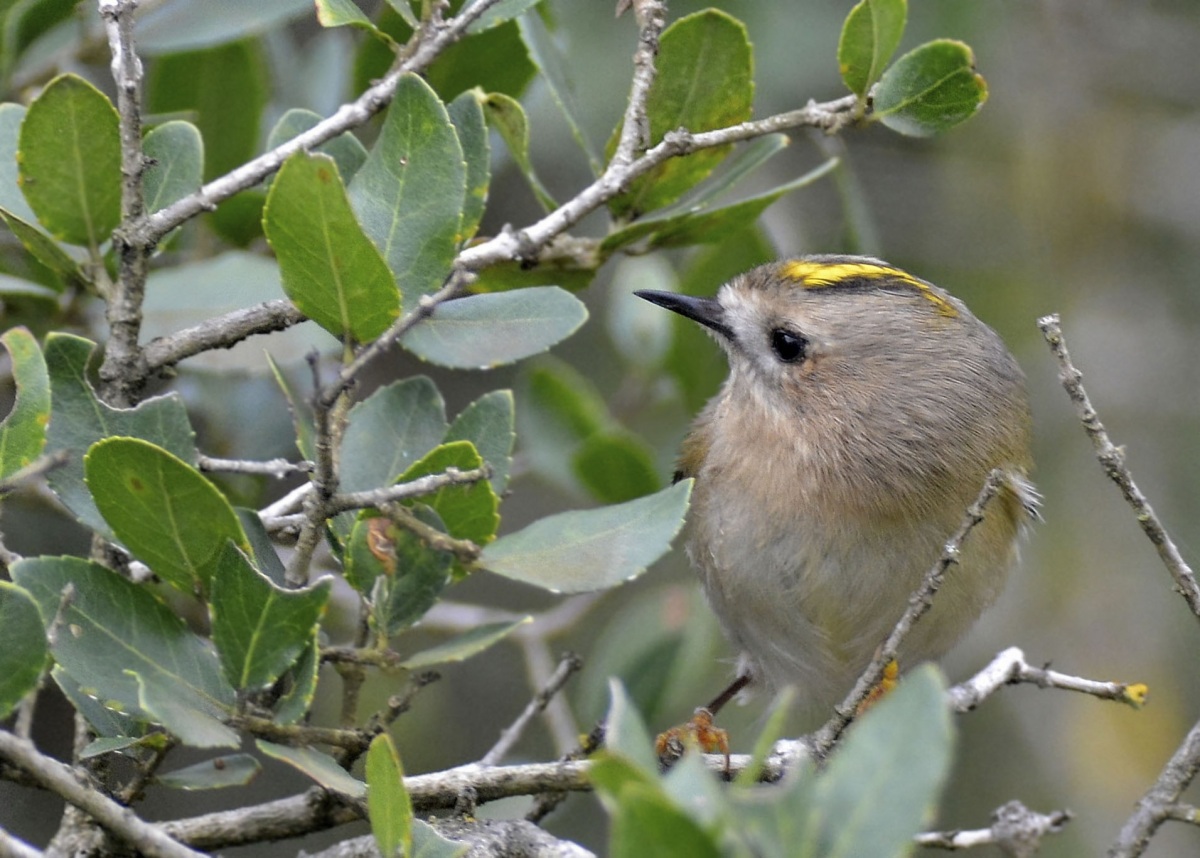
780,260 -> 958,317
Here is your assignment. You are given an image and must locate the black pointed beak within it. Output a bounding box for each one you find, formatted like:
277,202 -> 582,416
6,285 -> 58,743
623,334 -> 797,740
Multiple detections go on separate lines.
634,290 -> 733,341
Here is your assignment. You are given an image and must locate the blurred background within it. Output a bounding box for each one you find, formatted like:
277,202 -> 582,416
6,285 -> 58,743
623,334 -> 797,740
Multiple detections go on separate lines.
3,0 -> 1200,855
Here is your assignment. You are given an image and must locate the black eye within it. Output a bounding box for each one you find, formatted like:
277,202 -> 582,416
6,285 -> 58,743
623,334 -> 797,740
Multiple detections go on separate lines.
770,328 -> 807,363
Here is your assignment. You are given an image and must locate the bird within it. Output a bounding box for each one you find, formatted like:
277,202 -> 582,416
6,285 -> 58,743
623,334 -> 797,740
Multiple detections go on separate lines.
636,255 -> 1037,722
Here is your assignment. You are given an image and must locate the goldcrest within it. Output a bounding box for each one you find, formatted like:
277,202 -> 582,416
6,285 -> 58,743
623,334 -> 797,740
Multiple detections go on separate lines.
637,255 -> 1037,710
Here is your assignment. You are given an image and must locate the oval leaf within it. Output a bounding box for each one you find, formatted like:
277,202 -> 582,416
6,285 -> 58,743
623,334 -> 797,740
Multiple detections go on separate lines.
397,441 -> 499,546
400,617 -> 530,670
401,286 -> 587,369
481,480 -> 692,593
367,733 -> 413,858
444,390 -> 515,493
873,39 -> 988,137
815,664 -> 953,855
0,327 -> 49,480
264,151 -> 400,342
608,10 -> 753,218
339,377 -> 447,494
84,437 -> 248,594
11,557 -> 236,739
156,754 -> 261,790
257,740 -> 365,798
210,543 -> 331,691
18,74 -> 120,247
45,334 -> 197,537
0,582 -> 47,719
838,0 -> 907,97
143,120 -> 204,214
265,108 -> 368,185
447,90 -> 490,242
349,73 -> 465,309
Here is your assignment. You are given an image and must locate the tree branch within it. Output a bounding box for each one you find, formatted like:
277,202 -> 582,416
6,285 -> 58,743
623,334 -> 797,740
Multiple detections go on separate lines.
1109,717 -> 1200,857
0,731 -> 204,858
96,0 -> 149,407
140,300 -> 307,375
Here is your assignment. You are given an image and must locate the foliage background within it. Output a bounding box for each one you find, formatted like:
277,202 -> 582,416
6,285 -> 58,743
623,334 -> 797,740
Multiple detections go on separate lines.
1,1 -> 1199,855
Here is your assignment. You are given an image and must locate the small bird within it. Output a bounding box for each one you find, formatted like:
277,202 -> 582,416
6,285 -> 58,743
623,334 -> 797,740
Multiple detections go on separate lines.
636,255 -> 1037,716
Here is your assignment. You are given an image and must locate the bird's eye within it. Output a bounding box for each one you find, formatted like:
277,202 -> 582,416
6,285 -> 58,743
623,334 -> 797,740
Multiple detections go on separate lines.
770,328 -> 807,363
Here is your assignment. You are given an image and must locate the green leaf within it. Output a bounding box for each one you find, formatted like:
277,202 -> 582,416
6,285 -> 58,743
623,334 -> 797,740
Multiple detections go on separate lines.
12,557 -> 236,743
602,157 -> 838,253
236,508 -> 288,587
0,103 -> 36,222
340,377 -> 448,494
54,667 -> 145,741
147,39 -> 267,180
156,754 -> 261,790
0,582 -> 46,719
210,543 -> 331,691
397,441 -> 499,545
400,617 -> 530,669
345,508 -> 452,634
18,74 -> 120,247
353,5 -> 535,104
401,286 -> 587,369
468,0 -> 543,33
816,664 -> 953,856
412,820 -> 469,858
610,784 -> 722,858
609,10 -> 753,218
316,0 -> 389,42
444,390 -> 515,493
602,679 -> 659,775
349,73 -> 465,309
257,740 -> 366,798
264,151 -> 399,342
481,481 -> 692,593
517,11 -> 600,172
572,431 -> 661,504
0,208 -> 84,290
266,353 -> 316,462
367,733 -> 413,858
80,736 -> 146,759
265,109 -> 369,186
481,91 -> 555,211
447,90 -> 489,244
84,437 -> 249,594
873,39 -> 988,137
143,120 -> 204,214
838,0 -> 907,97
44,334 -> 196,537
470,260 -> 595,294
137,0 -> 312,54
274,636 -> 320,726
0,327 -> 49,480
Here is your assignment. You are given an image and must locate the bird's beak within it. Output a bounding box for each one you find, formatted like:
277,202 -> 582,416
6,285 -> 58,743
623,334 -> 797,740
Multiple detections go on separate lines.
634,290 -> 733,341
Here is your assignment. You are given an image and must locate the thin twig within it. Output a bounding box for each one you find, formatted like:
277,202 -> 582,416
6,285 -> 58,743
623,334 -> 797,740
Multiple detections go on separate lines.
197,455 -> 310,479
378,501 -> 481,565
285,353 -> 338,586
479,652 -> 583,767
947,646 -> 1148,712
140,300 -> 307,375
916,801 -> 1072,854
0,827 -> 40,858
1038,314 -> 1200,620
0,731 -> 205,858
326,466 -> 492,514
808,469 -> 1007,758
